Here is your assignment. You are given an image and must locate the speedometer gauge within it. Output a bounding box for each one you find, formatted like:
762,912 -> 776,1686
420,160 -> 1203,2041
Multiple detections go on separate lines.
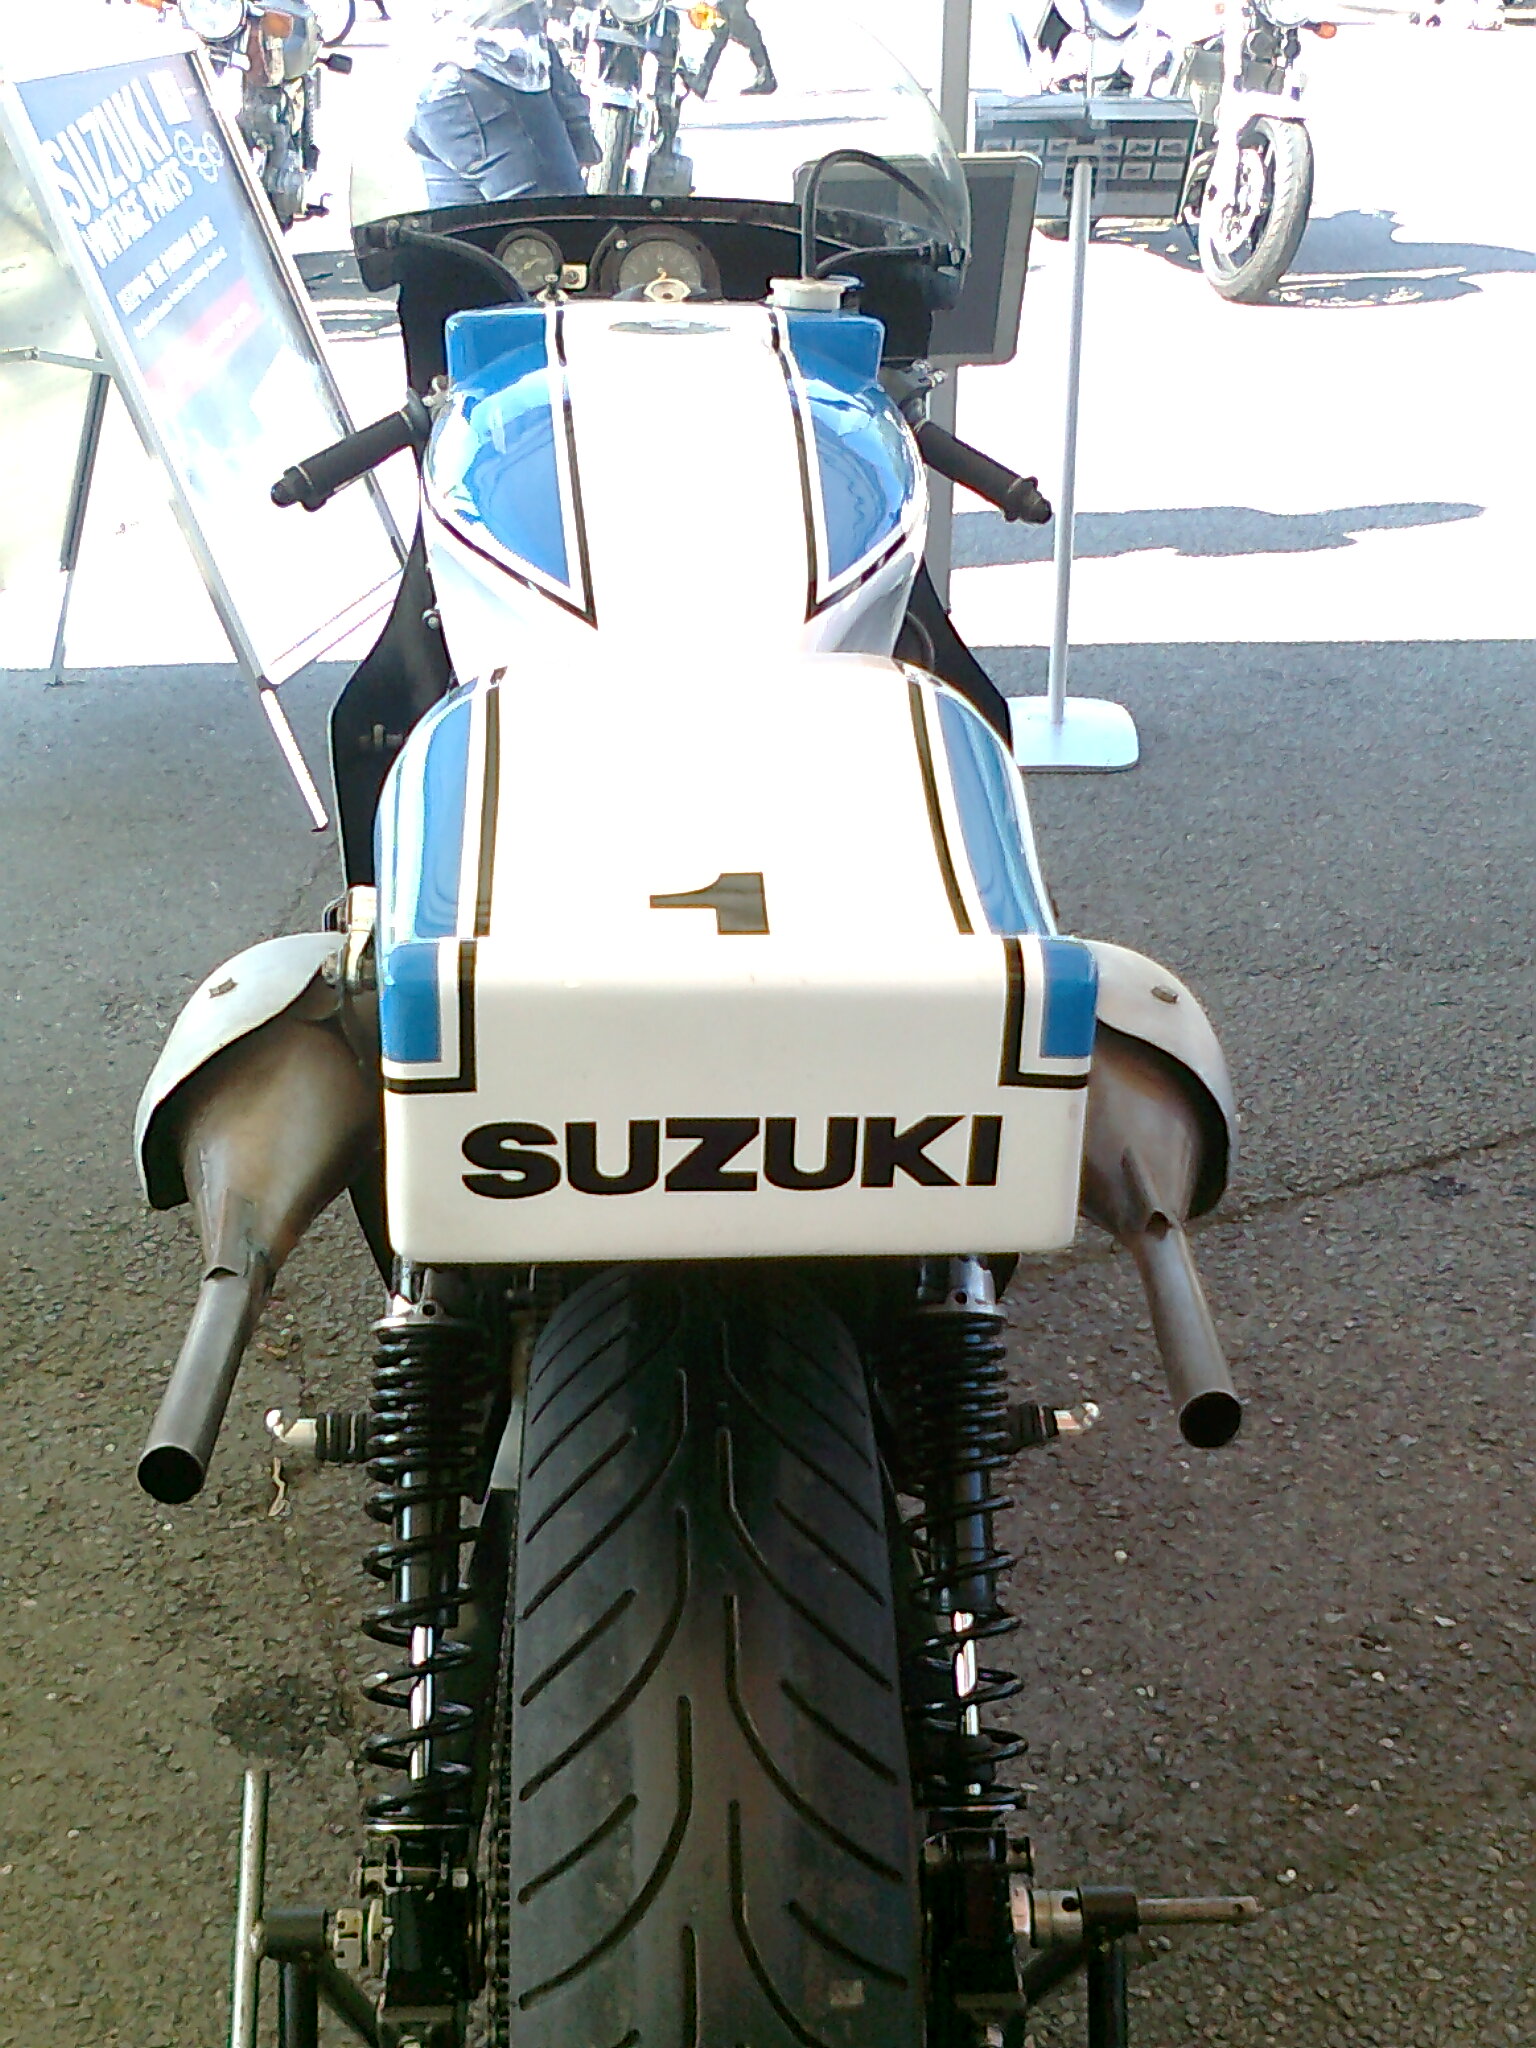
617,238 -> 705,295
596,229 -> 721,301
494,231 -> 564,296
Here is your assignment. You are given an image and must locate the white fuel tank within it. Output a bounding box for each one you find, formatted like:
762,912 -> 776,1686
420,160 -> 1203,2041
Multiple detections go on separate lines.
421,299 -> 927,679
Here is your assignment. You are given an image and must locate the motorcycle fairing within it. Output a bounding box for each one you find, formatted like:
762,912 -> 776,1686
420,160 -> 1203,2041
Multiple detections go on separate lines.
1086,940 -> 1236,1212
376,652 -> 1098,1263
420,300 -> 926,677
135,932 -> 343,1207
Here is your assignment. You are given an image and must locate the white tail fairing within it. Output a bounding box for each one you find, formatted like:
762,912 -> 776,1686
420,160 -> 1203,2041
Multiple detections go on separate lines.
377,653 -> 1099,1262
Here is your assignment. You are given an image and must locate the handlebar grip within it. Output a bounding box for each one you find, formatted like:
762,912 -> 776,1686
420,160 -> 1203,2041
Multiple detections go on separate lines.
271,394 -> 430,513
915,420 -> 1052,525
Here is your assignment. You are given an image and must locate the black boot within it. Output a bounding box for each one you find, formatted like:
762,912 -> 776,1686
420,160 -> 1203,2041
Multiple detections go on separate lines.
742,62 -> 777,94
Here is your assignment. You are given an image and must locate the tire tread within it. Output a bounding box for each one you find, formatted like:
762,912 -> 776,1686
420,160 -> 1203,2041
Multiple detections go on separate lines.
503,1269 -> 921,2045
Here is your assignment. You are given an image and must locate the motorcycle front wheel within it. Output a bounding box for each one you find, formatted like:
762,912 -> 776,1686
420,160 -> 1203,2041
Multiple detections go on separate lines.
1197,114 -> 1313,302
312,0 -> 356,43
592,103 -> 638,194
490,1265 -> 924,2046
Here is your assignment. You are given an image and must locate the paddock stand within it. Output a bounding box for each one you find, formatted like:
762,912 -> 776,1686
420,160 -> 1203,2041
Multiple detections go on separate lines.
227,1767 -> 1257,2048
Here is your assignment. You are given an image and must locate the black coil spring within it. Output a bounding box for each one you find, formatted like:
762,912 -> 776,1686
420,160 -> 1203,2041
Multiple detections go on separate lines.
361,1306 -> 491,1835
891,1298 -> 1027,1830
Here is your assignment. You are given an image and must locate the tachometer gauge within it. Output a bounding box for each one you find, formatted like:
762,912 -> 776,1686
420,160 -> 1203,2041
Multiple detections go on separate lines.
597,229 -> 720,301
494,230 -> 564,296
179,0 -> 247,37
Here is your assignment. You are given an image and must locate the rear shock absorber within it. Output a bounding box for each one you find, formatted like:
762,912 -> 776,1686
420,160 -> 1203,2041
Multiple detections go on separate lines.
358,1277 -> 495,2030
890,1256 -> 1026,1833
362,1284 -> 493,1842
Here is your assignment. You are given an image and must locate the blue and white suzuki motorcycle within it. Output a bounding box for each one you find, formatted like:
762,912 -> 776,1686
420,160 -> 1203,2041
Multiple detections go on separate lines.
133,8 -> 1252,2043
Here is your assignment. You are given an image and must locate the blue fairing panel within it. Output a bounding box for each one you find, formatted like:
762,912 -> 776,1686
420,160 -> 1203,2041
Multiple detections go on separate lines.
935,691 -> 1047,936
381,942 -> 446,1066
1039,938 -> 1099,1060
377,689 -> 473,1068
930,689 -> 1099,1052
785,311 -> 919,582
433,306 -> 568,587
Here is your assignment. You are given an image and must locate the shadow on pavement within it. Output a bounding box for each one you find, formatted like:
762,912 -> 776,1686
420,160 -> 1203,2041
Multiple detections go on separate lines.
1105,207 -> 1536,305
954,499 -> 1483,567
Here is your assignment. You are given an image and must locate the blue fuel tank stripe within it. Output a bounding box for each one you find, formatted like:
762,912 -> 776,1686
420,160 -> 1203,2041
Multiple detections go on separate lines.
935,691 -> 1047,936
436,306 -> 568,588
784,312 -> 915,584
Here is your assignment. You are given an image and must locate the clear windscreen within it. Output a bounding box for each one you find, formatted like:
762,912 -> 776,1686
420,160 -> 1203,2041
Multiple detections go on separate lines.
351,0 -> 969,265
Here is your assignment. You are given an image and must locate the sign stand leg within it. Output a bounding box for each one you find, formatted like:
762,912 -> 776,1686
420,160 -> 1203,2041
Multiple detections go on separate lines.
928,0 -> 972,610
229,1767 -> 268,2048
258,683 -> 331,833
48,366 -> 111,688
926,381 -> 958,608
1011,159 -> 1139,772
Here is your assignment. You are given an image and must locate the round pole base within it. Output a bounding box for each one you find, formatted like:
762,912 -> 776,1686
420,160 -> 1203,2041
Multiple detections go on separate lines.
1010,695 -> 1140,772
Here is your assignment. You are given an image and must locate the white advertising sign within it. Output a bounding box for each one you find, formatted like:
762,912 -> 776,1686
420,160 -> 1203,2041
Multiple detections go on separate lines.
0,30 -> 402,686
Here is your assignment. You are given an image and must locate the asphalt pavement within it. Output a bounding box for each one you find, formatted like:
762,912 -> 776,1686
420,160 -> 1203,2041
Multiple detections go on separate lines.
0,14 -> 1534,2047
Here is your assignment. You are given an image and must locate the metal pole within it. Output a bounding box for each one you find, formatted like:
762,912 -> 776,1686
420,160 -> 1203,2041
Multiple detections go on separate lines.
48,368 -> 112,688
1046,157 -> 1093,726
231,1768 -> 270,2048
928,0 -> 973,606
1009,146 -> 1135,772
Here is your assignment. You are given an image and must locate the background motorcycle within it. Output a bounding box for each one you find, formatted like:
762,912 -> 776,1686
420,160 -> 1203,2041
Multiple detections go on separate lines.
174,0 -> 353,228
560,0 -> 714,195
1148,0 -> 1320,300
311,0 -> 358,43
988,0 -> 1321,300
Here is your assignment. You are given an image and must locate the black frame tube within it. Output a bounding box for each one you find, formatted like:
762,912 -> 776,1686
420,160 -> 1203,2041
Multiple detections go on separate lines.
264,1907 -> 380,2047
313,1957 -> 382,2046
1086,1939 -> 1129,2048
277,1960 -> 319,2048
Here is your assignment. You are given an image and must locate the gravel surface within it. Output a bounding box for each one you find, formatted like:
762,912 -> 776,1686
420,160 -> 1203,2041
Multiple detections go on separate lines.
3,639 -> 1534,2044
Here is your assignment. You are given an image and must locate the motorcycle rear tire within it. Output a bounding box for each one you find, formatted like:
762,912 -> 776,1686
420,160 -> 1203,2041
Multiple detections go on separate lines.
1197,114 -> 1312,303
500,1265 -> 924,2046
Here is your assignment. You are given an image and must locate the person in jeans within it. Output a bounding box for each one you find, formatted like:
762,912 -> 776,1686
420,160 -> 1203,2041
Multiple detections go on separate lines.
409,0 -> 598,207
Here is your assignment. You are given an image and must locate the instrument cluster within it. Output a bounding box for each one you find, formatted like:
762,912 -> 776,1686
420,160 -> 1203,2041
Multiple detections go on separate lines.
492,225 -> 722,301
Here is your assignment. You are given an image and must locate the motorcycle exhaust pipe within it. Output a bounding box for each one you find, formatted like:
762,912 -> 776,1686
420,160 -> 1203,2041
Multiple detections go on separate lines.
137,1016 -> 376,1505
138,1222 -> 272,1507
1081,1027 -> 1241,1449
1122,1207 -> 1240,1449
